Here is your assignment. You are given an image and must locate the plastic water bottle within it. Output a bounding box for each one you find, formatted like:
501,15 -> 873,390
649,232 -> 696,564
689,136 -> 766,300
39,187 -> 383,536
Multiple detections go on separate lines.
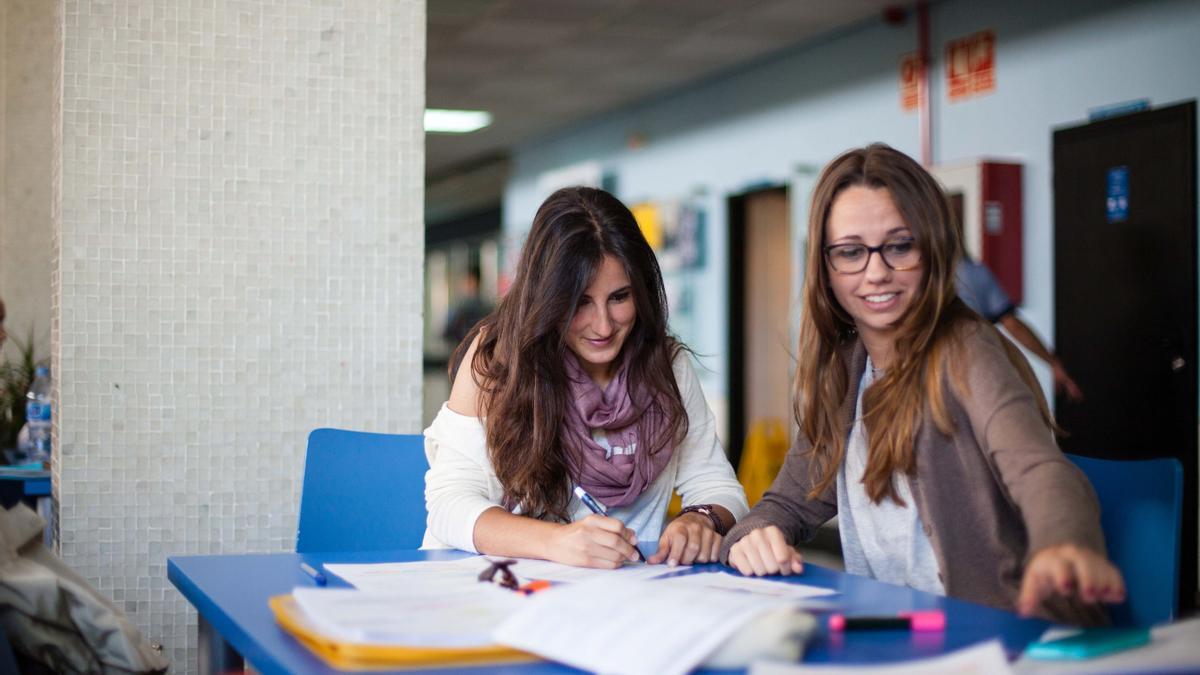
25,366 -> 52,463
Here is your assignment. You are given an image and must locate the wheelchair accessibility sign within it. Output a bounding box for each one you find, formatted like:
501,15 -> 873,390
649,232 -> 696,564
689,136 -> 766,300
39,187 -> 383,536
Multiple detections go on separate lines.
1107,166 -> 1129,223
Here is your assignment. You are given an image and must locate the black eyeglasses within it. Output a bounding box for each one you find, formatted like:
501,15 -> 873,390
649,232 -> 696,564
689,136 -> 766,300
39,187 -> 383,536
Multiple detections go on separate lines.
824,238 -> 921,274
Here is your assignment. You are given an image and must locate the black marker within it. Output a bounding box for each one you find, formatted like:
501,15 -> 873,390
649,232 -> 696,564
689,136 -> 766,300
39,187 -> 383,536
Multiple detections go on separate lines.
828,610 -> 945,631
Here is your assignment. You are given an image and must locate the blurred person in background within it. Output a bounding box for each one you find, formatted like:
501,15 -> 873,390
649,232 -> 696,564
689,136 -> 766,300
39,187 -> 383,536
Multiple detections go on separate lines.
442,264 -> 492,351
956,253 -> 1083,401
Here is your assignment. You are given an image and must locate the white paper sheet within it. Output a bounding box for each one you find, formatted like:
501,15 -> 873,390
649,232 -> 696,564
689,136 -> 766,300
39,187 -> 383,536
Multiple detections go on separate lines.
656,570 -> 838,603
493,577 -> 791,675
292,585 -> 526,647
511,557 -> 684,583
748,639 -> 1013,675
324,556 -> 490,594
1012,617 -> 1200,673
325,555 -> 679,593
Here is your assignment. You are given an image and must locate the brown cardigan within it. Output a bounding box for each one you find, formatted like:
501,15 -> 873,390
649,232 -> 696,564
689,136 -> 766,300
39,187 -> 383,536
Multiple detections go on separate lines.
720,324 -> 1107,625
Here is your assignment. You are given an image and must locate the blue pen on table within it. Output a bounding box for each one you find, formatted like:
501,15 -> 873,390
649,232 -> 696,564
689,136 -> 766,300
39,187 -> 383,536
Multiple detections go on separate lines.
300,561 -> 327,587
574,486 -> 646,562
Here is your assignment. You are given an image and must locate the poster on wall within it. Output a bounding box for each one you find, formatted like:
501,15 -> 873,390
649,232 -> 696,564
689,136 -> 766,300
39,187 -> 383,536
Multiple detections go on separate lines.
946,30 -> 995,102
630,199 -> 706,273
630,198 -> 708,344
631,203 -> 663,250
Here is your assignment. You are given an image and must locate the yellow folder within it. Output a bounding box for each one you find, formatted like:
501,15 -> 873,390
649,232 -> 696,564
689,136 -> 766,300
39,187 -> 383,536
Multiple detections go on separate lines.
268,594 -> 537,671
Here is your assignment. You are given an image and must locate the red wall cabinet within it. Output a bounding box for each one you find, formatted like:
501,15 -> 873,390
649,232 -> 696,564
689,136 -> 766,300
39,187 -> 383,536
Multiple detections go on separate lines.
932,160 -> 1024,304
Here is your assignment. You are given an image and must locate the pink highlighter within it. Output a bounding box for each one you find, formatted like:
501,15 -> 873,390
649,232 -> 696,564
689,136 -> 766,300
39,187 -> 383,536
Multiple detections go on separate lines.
828,610 -> 946,632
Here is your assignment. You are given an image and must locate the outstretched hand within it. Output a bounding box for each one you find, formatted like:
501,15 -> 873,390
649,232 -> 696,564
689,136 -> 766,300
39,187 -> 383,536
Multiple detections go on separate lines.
1051,360 -> 1084,402
1017,543 -> 1125,616
649,512 -> 721,566
726,525 -> 804,576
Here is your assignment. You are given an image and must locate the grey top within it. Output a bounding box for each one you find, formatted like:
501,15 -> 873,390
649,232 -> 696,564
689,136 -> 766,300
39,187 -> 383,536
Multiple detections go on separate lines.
0,503 -> 169,673
837,357 -> 944,595
956,257 -> 1015,323
721,322 -> 1106,625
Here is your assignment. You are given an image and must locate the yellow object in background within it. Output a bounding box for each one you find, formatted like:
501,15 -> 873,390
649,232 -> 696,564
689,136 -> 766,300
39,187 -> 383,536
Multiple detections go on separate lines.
631,202 -> 663,250
737,418 -> 789,506
668,491 -> 682,518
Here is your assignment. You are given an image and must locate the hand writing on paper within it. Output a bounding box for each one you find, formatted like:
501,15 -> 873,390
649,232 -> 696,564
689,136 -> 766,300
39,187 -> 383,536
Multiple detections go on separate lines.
727,525 -> 804,577
547,514 -> 640,569
1017,543 -> 1125,616
649,512 -> 720,566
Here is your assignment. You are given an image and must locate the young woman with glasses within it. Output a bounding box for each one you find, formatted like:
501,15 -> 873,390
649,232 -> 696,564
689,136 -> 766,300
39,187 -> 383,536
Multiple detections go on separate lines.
423,187 -> 748,569
720,144 -> 1124,624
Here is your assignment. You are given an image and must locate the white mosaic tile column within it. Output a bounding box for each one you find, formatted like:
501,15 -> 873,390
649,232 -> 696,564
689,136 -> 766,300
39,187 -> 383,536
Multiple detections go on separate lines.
1,0 -> 58,366
57,1 -> 425,668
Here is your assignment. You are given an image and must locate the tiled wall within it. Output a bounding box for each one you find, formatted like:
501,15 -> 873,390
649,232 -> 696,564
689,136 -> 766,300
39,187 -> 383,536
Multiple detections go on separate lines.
57,1 -> 425,668
0,0 -> 57,364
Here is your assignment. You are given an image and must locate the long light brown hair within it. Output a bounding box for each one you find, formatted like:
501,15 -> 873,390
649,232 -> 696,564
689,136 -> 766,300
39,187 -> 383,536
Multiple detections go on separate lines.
452,187 -> 687,521
796,144 -> 1052,503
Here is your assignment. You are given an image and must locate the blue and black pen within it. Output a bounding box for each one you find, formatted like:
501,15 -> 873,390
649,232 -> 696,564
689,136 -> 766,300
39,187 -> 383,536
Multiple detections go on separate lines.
300,561 -> 327,586
574,486 -> 646,562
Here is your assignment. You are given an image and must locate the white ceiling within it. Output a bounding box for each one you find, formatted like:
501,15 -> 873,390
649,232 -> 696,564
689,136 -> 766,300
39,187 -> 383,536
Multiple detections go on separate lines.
426,0 -> 911,180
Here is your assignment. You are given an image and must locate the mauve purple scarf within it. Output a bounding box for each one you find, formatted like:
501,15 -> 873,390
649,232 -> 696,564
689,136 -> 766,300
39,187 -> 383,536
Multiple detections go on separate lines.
562,352 -> 675,508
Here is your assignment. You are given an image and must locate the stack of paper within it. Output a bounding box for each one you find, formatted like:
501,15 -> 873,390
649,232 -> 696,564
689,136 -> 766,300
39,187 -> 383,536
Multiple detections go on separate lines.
277,557 -> 837,672
493,576 -> 796,675
291,585 -> 524,648
269,591 -> 534,669
324,554 -> 678,593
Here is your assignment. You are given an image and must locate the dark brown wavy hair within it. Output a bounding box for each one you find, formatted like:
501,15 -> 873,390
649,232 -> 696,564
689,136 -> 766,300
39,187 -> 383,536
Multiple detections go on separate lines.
796,144 -> 1052,504
451,186 -> 688,521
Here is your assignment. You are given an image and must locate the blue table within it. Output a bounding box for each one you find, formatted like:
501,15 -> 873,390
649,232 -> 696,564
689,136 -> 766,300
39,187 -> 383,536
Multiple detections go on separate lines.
0,467 -> 50,503
0,468 -> 53,547
168,549 -> 1050,674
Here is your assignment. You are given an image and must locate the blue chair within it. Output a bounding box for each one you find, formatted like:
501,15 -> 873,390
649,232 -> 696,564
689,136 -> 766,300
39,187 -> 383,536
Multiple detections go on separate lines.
0,623 -> 17,675
1067,453 -> 1183,627
297,429 -> 429,553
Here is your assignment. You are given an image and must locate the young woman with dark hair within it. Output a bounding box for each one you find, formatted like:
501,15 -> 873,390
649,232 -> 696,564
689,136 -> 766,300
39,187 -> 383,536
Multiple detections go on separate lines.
720,144 -> 1124,624
423,186 -> 748,568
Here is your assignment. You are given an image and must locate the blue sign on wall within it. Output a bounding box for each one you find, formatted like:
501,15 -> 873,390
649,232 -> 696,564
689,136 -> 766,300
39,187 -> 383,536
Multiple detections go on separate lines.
1106,166 -> 1129,223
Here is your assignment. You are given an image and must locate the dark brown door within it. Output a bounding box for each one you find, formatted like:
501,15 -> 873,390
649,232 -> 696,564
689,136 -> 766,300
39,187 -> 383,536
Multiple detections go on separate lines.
728,186 -> 791,468
1053,100 -> 1197,612
744,190 -> 793,435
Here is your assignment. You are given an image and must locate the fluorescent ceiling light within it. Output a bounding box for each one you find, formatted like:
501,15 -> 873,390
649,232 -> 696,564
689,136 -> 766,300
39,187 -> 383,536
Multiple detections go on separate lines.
424,109 -> 492,134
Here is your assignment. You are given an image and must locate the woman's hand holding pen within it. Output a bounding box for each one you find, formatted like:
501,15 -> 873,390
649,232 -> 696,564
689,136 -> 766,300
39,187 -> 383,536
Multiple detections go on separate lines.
727,525 -> 805,577
1017,543 -> 1126,616
650,512 -> 721,566
546,514 -> 641,569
